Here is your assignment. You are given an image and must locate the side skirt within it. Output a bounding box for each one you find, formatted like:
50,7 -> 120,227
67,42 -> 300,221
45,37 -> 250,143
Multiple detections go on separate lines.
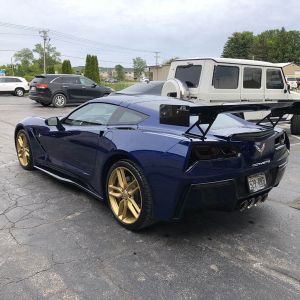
34,165 -> 103,200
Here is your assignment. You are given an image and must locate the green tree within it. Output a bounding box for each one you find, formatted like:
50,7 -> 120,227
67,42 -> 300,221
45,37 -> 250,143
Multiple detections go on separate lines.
46,65 -> 55,74
62,59 -> 73,74
115,64 -> 125,81
133,57 -> 147,79
222,32 -> 255,59
14,48 -> 34,71
33,43 -> 61,71
84,55 -> 100,83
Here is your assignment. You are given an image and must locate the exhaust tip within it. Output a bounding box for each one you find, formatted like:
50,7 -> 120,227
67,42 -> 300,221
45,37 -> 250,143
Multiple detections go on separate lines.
240,200 -> 248,212
247,198 -> 256,209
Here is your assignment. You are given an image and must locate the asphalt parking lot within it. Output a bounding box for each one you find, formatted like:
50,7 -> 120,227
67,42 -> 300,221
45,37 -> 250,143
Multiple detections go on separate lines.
0,95 -> 300,300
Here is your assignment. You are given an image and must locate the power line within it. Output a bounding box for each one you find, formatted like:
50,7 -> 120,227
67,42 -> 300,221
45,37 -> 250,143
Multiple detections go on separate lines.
0,21 -> 158,55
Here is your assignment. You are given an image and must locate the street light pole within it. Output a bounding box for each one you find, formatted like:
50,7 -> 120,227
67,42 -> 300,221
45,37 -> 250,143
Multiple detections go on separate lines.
39,30 -> 49,74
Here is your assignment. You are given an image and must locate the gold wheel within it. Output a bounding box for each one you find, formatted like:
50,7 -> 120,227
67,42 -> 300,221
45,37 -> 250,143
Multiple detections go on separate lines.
108,166 -> 142,224
16,132 -> 30,167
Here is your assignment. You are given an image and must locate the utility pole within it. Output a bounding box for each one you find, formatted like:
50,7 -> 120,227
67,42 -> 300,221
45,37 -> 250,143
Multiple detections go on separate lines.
39,30 -> 49,74
11,57 -> 14,76
154,51 -> 160,80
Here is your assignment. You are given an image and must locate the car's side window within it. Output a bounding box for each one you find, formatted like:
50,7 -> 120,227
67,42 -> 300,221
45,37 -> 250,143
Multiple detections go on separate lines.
62,77 -> 81,84
52,77 -> 63,84
243,67 -> 262,89
108,107 -> 148,125
266,69 -> 284,89
213,65 -> 239,89
64,103 -> 118,126
80,76 -> 96,86
175,65 -> 202,88
5,78 -> 21,83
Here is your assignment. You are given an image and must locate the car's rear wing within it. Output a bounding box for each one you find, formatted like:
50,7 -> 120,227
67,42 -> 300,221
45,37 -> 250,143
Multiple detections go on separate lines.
160,101 -> 300,140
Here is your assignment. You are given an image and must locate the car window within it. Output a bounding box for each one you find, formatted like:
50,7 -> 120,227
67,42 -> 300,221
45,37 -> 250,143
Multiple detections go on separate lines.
80,77 -> 95,86
64,103 -> 118,126
243,67 -> 262,89
266,69 -> 284,89
52,77 -> 63,83
175,65 -> 202,88
5,78 -> 21,83
213,65 -> 239,89
116,82 -> 164,95
62,76 -> 81,84
31,76 -> 46,84
108,107 -> 148,125
0,78 -> 5,83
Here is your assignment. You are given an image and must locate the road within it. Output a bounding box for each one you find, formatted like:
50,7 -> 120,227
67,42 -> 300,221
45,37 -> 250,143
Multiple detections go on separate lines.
0,95 -> 300,300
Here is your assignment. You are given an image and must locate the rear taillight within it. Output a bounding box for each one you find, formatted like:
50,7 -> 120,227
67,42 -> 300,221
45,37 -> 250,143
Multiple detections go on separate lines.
36,83 -> 48,89
188,143 -> 240,167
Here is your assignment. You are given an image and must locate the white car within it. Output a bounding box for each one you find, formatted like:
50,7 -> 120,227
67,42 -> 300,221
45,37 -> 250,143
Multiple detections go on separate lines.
0,76 -> 29,97
286,77 -> 298,89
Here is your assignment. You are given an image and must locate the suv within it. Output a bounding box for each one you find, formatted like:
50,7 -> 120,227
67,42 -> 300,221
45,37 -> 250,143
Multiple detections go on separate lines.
29,74 -> 113,107
0,76 -> 29,96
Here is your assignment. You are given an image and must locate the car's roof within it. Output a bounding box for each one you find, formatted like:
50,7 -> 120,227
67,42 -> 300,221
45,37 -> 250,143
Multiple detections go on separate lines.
174,57 -> 282,68
35,74 -> 81,77
2,76 -> 25,79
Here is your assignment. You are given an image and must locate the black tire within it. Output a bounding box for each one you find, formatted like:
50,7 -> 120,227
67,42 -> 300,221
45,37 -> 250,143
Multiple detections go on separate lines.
15,129 -> 34,171
15,88 -> 25,97
52,93 -> 67,108
41,102 -> 51,107
106,159 -> 154,231
291,115 -> 300,135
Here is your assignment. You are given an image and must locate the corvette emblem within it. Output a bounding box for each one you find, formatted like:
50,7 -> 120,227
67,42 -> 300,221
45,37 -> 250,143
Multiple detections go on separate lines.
255,142 -> 265,154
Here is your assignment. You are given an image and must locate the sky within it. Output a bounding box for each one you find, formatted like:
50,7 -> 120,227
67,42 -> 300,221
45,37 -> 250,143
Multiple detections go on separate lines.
0,0 -> 298,68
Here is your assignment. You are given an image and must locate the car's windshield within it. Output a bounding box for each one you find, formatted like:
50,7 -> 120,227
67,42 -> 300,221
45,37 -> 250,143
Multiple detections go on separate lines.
117,82 -> 164,95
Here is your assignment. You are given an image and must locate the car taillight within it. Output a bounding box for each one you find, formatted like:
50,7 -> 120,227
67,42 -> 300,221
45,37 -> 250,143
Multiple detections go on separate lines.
188,143 -> 240,167
36,83 -> 48,89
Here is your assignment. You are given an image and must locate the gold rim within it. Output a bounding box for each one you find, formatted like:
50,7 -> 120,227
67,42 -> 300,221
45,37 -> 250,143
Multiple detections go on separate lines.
16,132 -> 30,167
108,166 -> 142,224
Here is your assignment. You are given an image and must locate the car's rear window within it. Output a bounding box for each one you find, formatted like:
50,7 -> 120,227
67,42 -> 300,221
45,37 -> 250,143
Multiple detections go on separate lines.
31,76 -> 46,84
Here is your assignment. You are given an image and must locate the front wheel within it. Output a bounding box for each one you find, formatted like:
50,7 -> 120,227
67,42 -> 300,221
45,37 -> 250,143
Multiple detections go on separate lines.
106,160 -> 153,231
15,130 -> 34,170
15,88 -> 25,97
52,93 -> 67,108
291,115 -> 300,135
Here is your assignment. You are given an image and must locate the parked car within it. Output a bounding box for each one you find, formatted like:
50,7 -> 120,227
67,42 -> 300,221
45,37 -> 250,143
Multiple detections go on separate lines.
286,77 -> 298,89
14,95 -> 299,230
29,74 -> 113,107
105,78 -> 118,83
0,76 -> 29,96
115,81 -> 165,95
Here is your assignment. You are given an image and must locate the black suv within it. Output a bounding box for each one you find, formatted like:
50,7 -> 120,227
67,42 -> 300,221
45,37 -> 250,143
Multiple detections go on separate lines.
29,74 -> 113,107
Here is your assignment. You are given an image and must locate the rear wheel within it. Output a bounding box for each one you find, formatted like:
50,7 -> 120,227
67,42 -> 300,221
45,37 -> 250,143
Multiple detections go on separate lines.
15,130 -> 34,170
15,88 -> 24,97
52,93 -> 67,108
106,160 -> 153,230
291,115 -> 300,135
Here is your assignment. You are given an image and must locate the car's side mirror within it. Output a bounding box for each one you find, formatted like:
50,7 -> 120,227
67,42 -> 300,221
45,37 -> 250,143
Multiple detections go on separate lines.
45,117 -> 59,126
92,83 -> 97,88
284,84 -> 291,94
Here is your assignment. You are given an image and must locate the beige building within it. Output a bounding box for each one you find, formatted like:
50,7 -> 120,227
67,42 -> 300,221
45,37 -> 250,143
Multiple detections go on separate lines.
100,67 -> 134,81
275,63 -> 300,76
148,65 -> 170,81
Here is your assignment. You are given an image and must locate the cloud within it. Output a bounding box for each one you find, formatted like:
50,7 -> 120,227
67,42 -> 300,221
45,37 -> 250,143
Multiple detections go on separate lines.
0,0 -> 298,67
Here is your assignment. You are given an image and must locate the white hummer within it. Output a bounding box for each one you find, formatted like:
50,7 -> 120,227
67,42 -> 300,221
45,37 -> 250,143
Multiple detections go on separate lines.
160,57 -> 300,134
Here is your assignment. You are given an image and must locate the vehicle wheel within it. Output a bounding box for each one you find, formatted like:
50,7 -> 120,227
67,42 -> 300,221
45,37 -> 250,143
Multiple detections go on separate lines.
15,88 -> 25,97
106,160 -> 153,231
52,93 -> 67,108
41,103 -> 51,107
291,115 -> 300,135
15,130 -> 34,170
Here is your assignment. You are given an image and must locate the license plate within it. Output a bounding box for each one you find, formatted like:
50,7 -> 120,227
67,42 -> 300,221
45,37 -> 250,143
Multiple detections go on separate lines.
248,173 -> 266,193
30,86 -> 36,91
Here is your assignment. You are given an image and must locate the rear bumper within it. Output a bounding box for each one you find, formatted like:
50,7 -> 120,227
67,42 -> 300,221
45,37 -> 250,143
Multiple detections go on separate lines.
173,162 -> 287,219
29,93 -> 51,104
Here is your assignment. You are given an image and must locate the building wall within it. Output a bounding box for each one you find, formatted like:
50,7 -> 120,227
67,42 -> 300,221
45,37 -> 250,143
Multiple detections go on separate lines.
282,63 -> 300,76
149,65 -> 170,81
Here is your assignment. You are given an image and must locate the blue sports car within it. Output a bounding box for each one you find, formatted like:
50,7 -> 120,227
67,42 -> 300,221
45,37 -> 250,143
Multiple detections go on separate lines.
14,95 -> 298,230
